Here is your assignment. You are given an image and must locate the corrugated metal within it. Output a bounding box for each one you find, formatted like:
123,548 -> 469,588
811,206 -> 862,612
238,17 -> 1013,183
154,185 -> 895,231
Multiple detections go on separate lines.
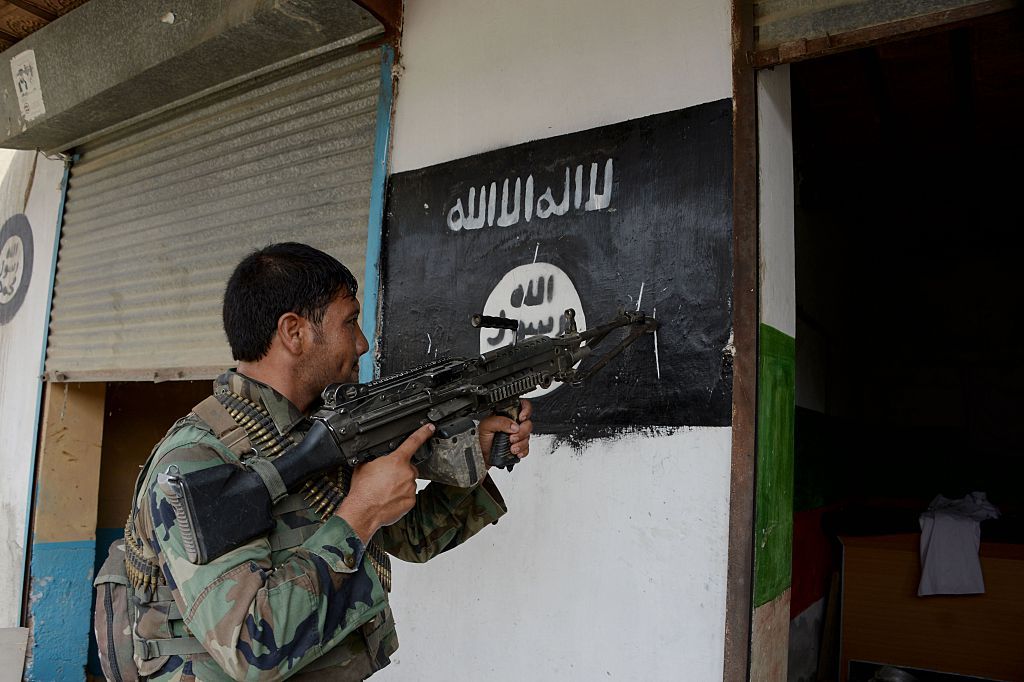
756,0 -> 1000,52
46,49 -> 380,381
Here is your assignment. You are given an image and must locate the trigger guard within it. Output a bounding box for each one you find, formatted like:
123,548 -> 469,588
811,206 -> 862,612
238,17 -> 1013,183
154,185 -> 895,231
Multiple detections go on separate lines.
435,416 -> 477,439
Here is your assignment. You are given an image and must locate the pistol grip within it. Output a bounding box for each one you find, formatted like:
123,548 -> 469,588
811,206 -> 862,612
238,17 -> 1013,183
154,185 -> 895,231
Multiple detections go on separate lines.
489,404 -> 521,472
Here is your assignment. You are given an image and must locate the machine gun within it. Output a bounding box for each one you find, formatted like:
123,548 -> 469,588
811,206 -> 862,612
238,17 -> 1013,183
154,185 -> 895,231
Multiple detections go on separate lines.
159,308 -> 657,564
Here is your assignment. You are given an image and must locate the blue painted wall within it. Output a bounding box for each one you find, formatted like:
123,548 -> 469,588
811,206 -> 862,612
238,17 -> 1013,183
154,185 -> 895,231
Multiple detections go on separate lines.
359,45 -> 395,383
26,540 -> 96,681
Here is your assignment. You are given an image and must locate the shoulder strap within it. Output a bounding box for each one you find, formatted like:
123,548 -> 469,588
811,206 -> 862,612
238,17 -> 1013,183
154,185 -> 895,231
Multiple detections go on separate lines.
192,395 -> 252,457
193,395 -> 294,503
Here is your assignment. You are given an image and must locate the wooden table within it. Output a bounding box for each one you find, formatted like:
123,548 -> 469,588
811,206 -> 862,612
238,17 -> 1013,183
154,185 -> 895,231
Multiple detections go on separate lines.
839,534 -> 1024,682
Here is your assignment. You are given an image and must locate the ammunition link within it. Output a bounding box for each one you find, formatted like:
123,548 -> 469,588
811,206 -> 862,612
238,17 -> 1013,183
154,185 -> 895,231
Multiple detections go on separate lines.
124,517 -> 163,591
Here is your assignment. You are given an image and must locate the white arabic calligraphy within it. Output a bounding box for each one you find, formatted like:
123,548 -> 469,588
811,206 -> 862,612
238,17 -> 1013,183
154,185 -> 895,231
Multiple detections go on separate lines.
480,262 -> 587,398
447,158 -> 613,232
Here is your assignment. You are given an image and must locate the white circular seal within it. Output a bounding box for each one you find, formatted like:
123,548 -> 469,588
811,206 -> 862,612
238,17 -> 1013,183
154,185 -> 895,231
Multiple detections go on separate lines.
480,262 -> 586,398
0,234 -> 25,305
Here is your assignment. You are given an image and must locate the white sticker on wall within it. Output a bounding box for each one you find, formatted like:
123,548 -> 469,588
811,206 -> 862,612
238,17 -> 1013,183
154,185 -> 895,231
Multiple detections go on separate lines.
479,262 -> 586,398
11,50 -> 45,122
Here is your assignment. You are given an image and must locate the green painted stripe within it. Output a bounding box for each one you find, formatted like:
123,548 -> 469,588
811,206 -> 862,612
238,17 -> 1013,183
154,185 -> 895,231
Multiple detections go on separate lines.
753,323 -> 795,607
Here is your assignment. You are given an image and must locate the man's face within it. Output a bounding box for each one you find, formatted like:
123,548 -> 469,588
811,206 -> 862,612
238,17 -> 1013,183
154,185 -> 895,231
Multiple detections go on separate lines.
301,290 -> 368,392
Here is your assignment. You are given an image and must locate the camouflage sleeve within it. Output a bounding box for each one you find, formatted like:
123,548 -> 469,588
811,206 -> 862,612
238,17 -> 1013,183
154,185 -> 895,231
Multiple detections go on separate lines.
374,475 -> 507,563
148,440 -> 388,681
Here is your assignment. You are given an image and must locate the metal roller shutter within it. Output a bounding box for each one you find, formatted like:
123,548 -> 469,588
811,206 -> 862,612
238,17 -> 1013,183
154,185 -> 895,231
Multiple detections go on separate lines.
46,49 -> 381,381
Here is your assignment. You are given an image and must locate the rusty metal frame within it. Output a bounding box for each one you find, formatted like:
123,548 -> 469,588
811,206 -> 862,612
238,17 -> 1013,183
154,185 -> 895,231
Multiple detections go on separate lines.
353,0 -> 402,42
753,0 -> 1019,67
725,0 -> 759,679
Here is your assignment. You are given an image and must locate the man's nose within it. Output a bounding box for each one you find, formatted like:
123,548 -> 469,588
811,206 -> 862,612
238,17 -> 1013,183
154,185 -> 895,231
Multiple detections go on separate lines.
356,325 -> 369,356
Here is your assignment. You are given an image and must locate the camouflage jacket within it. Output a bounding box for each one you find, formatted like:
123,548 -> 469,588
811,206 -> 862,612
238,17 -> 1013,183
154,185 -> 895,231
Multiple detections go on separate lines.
133,370 -> 507,681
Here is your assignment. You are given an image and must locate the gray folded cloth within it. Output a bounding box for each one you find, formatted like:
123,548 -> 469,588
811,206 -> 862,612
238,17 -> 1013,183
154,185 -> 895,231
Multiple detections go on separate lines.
918,492 -> 1000,596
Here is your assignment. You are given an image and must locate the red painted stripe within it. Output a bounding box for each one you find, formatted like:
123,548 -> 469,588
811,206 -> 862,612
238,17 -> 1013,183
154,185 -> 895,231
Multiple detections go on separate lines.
791,506 -> 837,617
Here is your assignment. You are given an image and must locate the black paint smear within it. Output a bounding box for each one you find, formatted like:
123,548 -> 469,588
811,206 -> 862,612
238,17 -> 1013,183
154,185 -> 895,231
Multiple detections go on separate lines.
380,101 -> 734,437
553,424 -> 686,456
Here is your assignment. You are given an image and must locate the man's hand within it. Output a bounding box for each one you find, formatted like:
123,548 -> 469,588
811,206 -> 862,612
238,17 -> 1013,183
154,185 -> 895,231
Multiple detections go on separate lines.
478,399 -> 534,467
336,423 -> 435,544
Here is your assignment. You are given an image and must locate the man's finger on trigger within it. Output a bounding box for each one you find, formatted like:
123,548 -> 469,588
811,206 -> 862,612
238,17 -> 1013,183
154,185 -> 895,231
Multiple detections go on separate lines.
519,399 -> 533,421
396,423 -> 435,458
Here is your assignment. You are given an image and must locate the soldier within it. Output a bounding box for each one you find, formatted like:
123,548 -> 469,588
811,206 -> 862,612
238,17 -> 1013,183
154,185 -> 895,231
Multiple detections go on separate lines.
125,242 -> 533,680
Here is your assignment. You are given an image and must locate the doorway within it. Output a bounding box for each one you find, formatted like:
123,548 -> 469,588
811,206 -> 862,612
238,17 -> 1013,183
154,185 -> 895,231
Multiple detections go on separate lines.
787,10 -> 1024,681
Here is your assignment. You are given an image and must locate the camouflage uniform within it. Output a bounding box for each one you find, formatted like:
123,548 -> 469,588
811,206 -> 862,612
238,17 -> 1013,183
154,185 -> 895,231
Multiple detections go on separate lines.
133,370 -> 507,681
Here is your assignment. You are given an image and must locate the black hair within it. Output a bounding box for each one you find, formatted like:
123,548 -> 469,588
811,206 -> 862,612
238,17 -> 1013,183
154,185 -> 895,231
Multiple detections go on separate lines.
223,242 -> 358,362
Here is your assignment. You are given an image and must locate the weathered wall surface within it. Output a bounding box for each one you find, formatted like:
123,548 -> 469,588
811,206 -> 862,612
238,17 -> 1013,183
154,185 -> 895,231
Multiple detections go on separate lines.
386,429 -> 732,680
0,150 -> 64,626
26,381 -> 105,680
758,66 -> 795,341
381,1 -> 733,680
390,0 -> 732,175
752,65 -> 795,681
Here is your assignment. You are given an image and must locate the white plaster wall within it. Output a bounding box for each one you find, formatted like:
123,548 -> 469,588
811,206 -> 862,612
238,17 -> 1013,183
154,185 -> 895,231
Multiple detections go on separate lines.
757,66 -> 795,336
381,430 -> 732,681
384,2 -> 733,679
0,151 -> 64,626
391,0 -> 732,174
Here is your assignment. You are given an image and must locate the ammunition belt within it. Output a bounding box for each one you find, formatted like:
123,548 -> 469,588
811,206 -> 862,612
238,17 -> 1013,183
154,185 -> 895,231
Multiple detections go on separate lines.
125,518 -> 163,591
213,387 -> 291,459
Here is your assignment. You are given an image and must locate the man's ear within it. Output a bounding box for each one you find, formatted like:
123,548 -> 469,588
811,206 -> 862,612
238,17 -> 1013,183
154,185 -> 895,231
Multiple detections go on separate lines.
276,312 -> 306,355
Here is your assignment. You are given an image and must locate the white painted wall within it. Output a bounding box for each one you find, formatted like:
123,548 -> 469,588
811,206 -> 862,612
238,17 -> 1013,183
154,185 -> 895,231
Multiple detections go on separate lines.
0,151 -> 64,626
0,149 -> 15,173
383,1 -> 733,679
390,0 -> 732,174
384,430 -> 732,681
757,66 -> 795,336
